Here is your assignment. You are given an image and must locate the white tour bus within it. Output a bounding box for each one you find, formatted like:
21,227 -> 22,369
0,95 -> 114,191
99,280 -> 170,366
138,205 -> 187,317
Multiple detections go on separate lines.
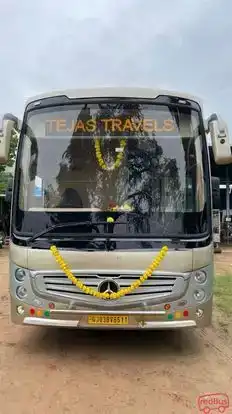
1,87 -> 231,329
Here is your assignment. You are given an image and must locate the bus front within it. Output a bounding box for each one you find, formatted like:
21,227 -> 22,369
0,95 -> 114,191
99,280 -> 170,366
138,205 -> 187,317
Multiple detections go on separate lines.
3,89 -> 223,329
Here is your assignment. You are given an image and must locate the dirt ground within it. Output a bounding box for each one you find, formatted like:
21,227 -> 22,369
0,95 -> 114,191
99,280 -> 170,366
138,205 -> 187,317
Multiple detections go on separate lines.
0,249 -> 232,414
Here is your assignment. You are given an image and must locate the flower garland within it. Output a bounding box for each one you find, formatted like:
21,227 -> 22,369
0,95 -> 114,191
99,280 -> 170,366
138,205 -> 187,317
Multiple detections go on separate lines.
108,202 -> 133,212
50,245 -> 168,300
94,137 -> 126,170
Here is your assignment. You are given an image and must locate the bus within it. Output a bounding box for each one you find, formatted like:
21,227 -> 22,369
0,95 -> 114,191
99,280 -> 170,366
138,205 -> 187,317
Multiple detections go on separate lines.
1,87 -> 231,330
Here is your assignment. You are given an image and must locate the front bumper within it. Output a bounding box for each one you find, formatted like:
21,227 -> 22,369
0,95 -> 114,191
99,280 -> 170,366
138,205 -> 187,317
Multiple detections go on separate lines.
12,296 -> 212,330
20,307 -> 207,329
23,309 -> 197,329
23,315 -> 196,329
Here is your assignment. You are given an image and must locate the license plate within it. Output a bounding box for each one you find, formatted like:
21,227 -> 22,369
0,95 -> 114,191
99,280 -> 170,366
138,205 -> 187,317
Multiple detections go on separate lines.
88,315 -> 129,325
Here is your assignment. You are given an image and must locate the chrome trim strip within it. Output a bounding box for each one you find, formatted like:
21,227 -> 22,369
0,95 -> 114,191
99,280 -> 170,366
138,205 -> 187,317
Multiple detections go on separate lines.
23,318 -> 78,327
138,320 -> 196,328
50,309 -> 166,315
23,317 -> 196,329
31,269 -> 190,278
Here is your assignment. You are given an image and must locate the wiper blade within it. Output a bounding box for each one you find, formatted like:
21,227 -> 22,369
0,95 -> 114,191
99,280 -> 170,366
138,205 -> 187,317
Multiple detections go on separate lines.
27,220 -> 127,245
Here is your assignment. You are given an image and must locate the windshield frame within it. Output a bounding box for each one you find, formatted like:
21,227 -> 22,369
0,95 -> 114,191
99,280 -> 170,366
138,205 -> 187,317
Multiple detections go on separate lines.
11,95 -> 212,243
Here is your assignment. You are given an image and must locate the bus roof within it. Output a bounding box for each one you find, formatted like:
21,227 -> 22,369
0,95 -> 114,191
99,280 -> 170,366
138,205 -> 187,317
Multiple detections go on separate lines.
25,87 -> 203,108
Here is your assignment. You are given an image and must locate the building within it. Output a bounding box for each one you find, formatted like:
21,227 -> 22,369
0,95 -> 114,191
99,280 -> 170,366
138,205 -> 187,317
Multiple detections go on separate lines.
209,145 -> 232,213
209,145 -> 232,244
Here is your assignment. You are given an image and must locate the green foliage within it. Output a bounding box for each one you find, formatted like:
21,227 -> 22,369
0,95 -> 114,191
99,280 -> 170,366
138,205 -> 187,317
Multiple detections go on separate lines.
0,131 -> 18,193
0,172 -> 11,193
214,274 -> 232,316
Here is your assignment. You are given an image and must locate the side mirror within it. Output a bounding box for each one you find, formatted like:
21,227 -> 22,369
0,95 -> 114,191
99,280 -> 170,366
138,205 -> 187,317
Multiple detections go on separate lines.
0,113 -> 19,164
206,113 -> 232,165
211,176 -> 220,209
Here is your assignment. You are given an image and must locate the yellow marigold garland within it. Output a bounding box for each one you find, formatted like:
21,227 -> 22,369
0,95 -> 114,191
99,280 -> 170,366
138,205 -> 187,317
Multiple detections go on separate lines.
94,137 -> 126,170
50,245 -> 168,300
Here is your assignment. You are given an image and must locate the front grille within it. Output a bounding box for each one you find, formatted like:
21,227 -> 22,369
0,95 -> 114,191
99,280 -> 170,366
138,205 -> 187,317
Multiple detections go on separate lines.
32,271 -> 189,305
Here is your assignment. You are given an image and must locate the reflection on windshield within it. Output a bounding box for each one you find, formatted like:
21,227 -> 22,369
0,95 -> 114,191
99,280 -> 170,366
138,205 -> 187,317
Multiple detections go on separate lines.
15,101 -> 209,236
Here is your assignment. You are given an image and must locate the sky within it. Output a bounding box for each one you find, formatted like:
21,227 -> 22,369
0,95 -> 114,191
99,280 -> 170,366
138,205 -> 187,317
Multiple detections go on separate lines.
0,0 -> 232,132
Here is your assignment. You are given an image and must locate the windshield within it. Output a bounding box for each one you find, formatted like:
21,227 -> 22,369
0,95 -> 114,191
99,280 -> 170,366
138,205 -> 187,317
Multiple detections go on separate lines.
13,99 -> 210,238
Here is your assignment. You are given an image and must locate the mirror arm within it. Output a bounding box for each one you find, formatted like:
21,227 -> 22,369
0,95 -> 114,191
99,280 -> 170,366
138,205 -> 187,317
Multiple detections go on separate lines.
12,128 -> 20,140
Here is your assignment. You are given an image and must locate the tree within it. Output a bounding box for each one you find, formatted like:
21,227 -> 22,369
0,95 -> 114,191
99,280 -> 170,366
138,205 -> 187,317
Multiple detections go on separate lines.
55,102 -> 181,219
0,130 -> 18,193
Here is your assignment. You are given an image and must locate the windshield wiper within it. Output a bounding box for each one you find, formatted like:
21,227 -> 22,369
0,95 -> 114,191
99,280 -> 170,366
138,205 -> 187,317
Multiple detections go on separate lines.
25,216 -> 210,246
27,220 -> 127,245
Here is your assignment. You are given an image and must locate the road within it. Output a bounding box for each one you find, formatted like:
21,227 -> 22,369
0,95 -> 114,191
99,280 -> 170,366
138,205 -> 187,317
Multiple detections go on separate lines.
0,248 -> 232,414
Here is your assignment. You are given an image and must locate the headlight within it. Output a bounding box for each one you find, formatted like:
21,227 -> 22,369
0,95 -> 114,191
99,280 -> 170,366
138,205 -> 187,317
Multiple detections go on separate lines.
16,286 -> 27,299
194,270 -> 207,284
193,289 -> 205,302
15,268 -> 26,282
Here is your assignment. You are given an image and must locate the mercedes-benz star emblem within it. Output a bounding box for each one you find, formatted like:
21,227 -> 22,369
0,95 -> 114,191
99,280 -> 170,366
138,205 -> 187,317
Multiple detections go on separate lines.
98,280 -> 119,294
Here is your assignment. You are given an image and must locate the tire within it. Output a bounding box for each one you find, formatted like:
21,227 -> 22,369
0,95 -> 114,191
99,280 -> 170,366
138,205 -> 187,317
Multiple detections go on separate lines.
214,243 -> 222,254
214,247 -> 222,254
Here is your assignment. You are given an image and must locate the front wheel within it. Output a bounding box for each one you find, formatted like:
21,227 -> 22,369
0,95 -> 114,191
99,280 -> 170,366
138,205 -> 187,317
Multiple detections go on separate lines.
214,244 -> 222,254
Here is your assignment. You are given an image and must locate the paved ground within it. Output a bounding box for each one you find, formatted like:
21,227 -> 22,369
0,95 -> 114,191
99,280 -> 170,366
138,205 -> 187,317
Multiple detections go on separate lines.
0,248 -> 232,413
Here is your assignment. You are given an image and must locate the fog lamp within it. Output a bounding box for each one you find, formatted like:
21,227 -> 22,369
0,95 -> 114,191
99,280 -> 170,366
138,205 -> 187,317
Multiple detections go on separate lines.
16,305 -> 24,315
196,309 -> 204,318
